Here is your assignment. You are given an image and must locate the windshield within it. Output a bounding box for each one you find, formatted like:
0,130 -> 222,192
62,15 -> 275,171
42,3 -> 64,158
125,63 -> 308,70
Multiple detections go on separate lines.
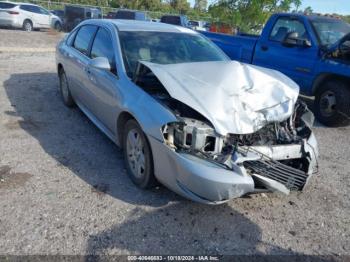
118,31 -> 228,77
311,18 -> 350,46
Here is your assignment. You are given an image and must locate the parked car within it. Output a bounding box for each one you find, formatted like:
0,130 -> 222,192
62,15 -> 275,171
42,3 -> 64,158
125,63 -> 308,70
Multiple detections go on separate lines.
56,20 -> 318,204
63,5 -> 101,32
202,13 -> 350,127
50,9 -> 64,21
160,15 -> 189,27
0,1 -> 62,31
188,20 -> 208,31
106,10 -> 148,21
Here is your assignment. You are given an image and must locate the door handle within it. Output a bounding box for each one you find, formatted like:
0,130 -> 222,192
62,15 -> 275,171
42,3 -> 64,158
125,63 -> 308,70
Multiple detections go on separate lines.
261,45 -> 269,51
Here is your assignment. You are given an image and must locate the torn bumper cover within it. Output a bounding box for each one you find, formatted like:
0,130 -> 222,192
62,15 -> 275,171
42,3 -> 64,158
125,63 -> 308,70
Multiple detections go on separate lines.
149,131 -> 318,204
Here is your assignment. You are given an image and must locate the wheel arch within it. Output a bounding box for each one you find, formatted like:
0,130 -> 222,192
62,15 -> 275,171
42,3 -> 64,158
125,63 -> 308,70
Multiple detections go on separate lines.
23,18 -> 33,27
116,111 -> 136,148
312,73 -> 350,95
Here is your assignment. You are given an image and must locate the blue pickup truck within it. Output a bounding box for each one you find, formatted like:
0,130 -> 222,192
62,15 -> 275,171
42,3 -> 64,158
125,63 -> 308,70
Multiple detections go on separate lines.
202,13 -> 350,126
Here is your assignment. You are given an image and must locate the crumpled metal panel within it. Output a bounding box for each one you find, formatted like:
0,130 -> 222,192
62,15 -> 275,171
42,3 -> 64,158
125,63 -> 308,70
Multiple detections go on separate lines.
141,61 -> 300,135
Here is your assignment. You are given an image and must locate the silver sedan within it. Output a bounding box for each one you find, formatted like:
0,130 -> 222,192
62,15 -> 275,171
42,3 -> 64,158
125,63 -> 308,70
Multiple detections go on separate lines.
56,19 -> 318,204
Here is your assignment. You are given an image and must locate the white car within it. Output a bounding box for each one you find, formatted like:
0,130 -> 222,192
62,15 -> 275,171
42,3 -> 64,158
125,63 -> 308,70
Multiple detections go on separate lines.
0,1 -> 62,31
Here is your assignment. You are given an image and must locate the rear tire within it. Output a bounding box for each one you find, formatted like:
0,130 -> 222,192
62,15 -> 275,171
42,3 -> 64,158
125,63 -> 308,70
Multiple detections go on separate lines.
315,80 -> 350,127
58,69 -> 75,107
22,20 -> 33,32
123,119 -> 156,189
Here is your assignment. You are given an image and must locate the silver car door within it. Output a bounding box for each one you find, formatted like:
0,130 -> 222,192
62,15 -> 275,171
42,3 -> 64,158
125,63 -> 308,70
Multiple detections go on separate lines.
66,24 -> 98,108
84,26 -> 120,133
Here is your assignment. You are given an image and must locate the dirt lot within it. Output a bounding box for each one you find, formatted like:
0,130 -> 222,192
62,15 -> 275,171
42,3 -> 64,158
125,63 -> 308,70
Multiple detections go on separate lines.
0,29 -> 349,257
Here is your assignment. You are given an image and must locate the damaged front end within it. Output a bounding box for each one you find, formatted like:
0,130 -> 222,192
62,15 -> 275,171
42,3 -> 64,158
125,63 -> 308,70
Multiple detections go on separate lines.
161,100 -> 318,196
134,61 -> 318,203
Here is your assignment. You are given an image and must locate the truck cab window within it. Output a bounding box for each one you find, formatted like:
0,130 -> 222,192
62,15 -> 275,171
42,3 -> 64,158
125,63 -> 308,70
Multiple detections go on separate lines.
270,17 -> 308,42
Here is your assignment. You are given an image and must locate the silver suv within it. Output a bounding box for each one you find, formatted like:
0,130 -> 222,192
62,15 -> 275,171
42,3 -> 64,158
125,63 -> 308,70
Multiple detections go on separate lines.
0,1 -> 62,31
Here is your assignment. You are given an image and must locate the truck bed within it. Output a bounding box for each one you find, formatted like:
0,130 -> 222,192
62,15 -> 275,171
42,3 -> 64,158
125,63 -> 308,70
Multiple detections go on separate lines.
201,31 -> 258,64
201,32 -> 259,64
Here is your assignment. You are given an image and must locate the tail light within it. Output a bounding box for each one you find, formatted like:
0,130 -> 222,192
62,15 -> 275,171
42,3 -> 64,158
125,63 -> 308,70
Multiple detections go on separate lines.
7,11 -> 19,15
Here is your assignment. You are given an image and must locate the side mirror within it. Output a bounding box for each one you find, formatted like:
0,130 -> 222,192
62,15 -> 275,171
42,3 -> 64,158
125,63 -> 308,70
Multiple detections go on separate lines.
89,57 -> 111,71
283,32 -> 311,48
339,40 -> 350,54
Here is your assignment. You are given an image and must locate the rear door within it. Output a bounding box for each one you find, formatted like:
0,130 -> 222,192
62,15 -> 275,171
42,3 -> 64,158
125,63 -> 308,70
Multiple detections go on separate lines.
19,5 -> 49,28
253,16 -> 318,93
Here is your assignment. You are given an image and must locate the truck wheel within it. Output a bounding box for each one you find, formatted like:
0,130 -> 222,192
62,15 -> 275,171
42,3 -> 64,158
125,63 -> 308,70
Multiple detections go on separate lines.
22,20 -> 33,32
315,80 -> 350,127
123,119 -> 156,189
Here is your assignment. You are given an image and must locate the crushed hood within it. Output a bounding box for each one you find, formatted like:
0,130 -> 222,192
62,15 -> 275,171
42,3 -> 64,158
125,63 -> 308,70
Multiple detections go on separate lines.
141,61 -> 299,135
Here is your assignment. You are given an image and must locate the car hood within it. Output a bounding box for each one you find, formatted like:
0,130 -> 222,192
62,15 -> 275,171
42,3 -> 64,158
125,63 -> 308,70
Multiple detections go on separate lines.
141,61 -> 299,135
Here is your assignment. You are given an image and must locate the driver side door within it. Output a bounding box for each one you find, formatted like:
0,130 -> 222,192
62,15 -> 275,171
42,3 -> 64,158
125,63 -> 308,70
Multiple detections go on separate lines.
84,26 -> 121,133
253,16 -> 318,93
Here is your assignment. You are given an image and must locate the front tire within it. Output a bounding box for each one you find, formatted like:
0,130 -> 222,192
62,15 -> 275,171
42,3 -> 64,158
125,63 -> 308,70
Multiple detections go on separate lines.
315,80 -> 350,127
123,120 -> 156,189
58,69 -> 75,107
54,22 -> 62,32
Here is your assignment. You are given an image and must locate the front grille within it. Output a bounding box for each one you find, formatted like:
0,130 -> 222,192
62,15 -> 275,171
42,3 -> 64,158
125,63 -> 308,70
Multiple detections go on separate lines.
243,160 -> 309,190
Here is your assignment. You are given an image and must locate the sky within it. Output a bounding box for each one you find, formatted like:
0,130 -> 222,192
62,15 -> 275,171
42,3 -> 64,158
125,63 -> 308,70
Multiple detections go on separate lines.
189,0 -> 350,15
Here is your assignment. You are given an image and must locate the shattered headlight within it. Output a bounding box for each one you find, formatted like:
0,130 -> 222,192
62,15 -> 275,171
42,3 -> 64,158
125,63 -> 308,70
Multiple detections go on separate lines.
162,118 -> 223,154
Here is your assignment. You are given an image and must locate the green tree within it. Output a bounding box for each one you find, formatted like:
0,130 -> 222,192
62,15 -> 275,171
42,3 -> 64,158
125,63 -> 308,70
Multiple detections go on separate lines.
208,0 -> 303,33
194,0 -> 208,12
304,6 -> 313,14
167,0 -> 190,14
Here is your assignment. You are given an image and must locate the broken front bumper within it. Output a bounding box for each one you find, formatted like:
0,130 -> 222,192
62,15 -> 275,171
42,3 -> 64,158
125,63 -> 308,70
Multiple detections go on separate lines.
148,133 -> 318,204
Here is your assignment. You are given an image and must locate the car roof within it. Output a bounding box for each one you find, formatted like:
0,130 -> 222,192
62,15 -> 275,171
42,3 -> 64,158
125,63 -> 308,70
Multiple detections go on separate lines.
1,1 -> 38,6
86,19 -> 196,33
275,12 -> 342,22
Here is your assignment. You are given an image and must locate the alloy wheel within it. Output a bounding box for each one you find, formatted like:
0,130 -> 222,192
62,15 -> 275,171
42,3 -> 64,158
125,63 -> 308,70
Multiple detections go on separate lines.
126,128 -> 146,179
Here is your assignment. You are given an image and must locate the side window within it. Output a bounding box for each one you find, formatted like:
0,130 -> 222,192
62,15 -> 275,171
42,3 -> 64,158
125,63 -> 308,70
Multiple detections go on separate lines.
20,5 -> 32,12
39,7 -> 50,15
91,27 -> 115,70
66,30 -> 78,46
270,17 -> 308,42
30,6 -> 42,14
0,2 -> 17,9
73,25 -> 97,55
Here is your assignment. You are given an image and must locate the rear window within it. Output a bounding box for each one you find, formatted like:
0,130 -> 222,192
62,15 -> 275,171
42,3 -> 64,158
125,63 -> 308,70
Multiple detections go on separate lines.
161,16 -> 181,25
73,25 -> 98,55
0,2 -> 16,9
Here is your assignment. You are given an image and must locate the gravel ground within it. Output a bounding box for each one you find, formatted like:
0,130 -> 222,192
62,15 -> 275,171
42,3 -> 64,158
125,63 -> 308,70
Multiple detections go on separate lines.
0,29 -> 349,257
